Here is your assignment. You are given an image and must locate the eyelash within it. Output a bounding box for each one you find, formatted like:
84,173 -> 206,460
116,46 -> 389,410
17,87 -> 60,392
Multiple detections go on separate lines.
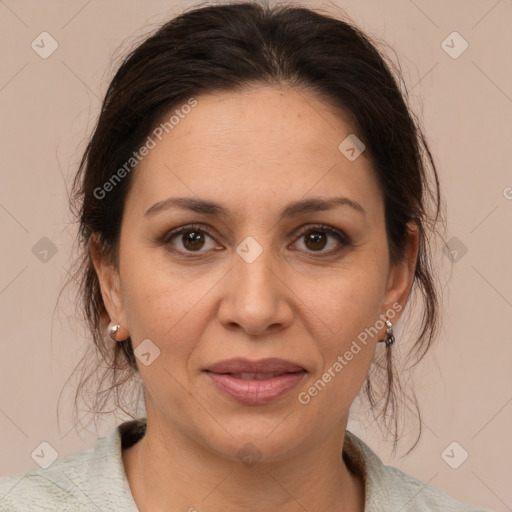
160,223 -> 351,258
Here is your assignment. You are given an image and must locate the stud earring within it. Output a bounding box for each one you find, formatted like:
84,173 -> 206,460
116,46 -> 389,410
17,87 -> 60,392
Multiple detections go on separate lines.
378,319 -> 395,348
108,322 -> 128,342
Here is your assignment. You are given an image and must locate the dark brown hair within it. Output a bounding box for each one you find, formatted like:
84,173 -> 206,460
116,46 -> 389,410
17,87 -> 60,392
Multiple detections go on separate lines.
64,0 -> 445,452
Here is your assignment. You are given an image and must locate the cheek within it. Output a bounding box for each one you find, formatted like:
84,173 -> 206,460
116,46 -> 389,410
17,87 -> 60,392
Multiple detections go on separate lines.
298,257 -> 387,401
304,261 -> 387,345
298,272 -> 385,417
120,249 -> 224,357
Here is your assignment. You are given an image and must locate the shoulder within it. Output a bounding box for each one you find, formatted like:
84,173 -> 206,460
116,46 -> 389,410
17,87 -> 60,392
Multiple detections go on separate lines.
0,443 -> 98,511
379,464 -> 486,512
0,419 -> 143,512
344,431 -> 487,512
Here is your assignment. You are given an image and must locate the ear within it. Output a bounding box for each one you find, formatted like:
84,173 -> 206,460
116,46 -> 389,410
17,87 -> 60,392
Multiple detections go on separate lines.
382,221 -> 419,321
89,234 -> 128,331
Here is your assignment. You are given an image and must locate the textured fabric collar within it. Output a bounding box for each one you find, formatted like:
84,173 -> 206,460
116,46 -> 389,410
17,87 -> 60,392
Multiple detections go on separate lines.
81,420 -> 142,511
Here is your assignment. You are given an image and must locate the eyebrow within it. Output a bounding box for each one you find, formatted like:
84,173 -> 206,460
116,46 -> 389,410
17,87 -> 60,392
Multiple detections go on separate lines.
144,196 -> 366,219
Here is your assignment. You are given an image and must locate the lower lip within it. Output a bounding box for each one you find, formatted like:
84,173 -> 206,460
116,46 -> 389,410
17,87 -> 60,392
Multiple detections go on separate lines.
204,371 -> 306,405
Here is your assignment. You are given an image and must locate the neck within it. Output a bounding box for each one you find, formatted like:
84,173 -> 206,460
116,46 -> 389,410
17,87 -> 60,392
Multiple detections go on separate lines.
122,418 -> 365,512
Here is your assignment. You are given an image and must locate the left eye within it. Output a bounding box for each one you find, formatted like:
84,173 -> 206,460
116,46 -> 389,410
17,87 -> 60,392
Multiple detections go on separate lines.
292,225 -> 347,253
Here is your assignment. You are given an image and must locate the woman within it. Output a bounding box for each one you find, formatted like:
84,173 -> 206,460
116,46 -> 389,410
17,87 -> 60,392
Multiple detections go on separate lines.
0,2 -> 486,511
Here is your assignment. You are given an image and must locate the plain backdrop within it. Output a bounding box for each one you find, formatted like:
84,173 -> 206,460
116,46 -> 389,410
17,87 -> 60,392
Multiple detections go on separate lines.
0,1 -> 511,511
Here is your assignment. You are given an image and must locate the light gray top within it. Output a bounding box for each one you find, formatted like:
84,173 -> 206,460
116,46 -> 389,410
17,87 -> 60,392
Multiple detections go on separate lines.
0,418 -> 486,511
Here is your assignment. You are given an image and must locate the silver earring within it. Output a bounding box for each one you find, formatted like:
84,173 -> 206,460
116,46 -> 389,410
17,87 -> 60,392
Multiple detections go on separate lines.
378,319 -> 395,348
108,323 -> 123,342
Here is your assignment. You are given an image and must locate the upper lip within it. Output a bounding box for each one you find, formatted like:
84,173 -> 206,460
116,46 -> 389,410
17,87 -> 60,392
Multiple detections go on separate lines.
204,358 -> 306,374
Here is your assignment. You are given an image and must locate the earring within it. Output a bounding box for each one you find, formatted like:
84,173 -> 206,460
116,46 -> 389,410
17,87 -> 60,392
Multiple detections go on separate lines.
378,319 -> 395,348
108,322 -> 128,342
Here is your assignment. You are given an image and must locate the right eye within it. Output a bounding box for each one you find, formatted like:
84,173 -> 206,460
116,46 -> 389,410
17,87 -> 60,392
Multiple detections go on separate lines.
163,224 -> 223,254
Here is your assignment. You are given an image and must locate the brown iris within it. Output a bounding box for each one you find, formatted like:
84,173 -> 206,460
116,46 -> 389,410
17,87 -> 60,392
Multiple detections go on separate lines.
304,231 -> 327,251
182,231 -> 205,251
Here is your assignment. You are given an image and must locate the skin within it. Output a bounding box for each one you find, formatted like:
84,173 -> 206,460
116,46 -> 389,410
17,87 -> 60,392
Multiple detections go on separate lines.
91,84 -> 419,512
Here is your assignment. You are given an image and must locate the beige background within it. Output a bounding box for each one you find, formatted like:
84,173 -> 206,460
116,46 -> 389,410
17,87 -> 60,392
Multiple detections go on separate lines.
0,1 -> 511,510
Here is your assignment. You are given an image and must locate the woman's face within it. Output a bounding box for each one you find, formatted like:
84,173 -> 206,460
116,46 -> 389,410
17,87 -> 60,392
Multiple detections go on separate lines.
94,85 -> 417,461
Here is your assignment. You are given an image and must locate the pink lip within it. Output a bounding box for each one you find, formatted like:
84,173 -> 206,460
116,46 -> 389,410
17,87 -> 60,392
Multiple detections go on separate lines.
203,358 -> 307,405
205,371 -> 306,405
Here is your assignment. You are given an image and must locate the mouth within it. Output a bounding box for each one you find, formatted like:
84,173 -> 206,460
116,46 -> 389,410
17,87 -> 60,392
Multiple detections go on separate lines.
203,358 -> 307,405
225,372 -> 297,380
204,357 -> 306,374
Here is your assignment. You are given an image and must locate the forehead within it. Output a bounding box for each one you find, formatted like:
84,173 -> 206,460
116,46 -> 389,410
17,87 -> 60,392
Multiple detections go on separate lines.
127,85 -> 383,219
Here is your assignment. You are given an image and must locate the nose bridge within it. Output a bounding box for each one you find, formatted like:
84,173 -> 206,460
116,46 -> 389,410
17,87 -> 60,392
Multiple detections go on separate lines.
234,234 -> 280,304
218,233 -> 292,335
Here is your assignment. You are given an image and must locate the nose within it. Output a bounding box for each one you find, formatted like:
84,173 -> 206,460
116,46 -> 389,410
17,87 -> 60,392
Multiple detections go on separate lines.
217,245 -> 293,337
